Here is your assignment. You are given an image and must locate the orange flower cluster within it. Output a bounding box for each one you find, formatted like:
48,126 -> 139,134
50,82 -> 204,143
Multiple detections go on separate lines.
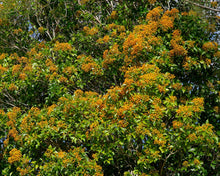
202,42 -> 218,51
139,72 -> 159,86
59,76 -> 68,83
193,159 -> 200,165
83,26 -> 99,35
8,127 -> 20,141
20,114 -> 32,133
146,6 -> 163,21
195,123 -> 214,133
104,23 -> 126,32
172,83 -> 182,90
183,57 -> 198,70
211,1 -> 218,7
0,64 -> 7,74
164,8 -> 179,18
154,138 -> 166,147
81,56 -> 101,75
45,148 -> 53,157
0,53 -> 6,60
8,83 -> 17,91
62,66 -> 77,76
148,0 -> 156,4
172,120 -> 183,129
191,97 -> 204,112
57,151 -> 66,159
38,26 -> 44,34
182,161 -> 189,167
23,64 -> 32,73
214,51 -> 220,58
186,40 -> 195,48
176,105 -> 193,117
18,56 -> 29,64
110,11 -> 117,19
102,44 -> 121,68
147,36 -> 162,46
17,167 -> 29,176
181,12 -> 188,16
46,59 -> 58,73
8,148 -> 22,164
117,102 -> 134,118
12,64 -> 21,75
54,42 -> 72,51
97,35 -> 110,43
123,33 -> 144,55
130,94 -> 150,104
159,15 -> 173,31
170,34 -> 187,57
169,96 -> 177,103
19,73 -> 27,80
187,133 -> 197,141
13,28 -> 23,35
134,22 -> 158,37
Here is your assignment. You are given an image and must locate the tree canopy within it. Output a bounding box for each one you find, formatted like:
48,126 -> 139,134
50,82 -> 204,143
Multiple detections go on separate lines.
0,0 -> 219,175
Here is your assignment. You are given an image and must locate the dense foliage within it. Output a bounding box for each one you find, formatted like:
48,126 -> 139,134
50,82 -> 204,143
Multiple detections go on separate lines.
0,0 -> 219,175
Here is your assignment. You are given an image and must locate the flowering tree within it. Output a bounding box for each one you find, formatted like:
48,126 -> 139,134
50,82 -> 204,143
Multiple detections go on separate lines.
0,0 -> 219,175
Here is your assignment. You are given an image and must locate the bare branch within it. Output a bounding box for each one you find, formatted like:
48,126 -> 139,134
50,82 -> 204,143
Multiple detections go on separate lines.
185,0 -> 220,12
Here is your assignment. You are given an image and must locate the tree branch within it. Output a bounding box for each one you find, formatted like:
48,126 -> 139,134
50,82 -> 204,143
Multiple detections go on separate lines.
185,0 -> 220,12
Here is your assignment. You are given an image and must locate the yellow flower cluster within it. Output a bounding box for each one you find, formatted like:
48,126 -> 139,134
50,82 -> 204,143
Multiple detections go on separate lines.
8,148 -> 22,164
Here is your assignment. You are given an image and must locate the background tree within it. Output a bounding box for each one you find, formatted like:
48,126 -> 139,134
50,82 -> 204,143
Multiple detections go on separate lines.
0,0 -> 219,175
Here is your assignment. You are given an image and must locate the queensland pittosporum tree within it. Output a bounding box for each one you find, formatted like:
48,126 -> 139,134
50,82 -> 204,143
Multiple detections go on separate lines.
0,0 -> 219,175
